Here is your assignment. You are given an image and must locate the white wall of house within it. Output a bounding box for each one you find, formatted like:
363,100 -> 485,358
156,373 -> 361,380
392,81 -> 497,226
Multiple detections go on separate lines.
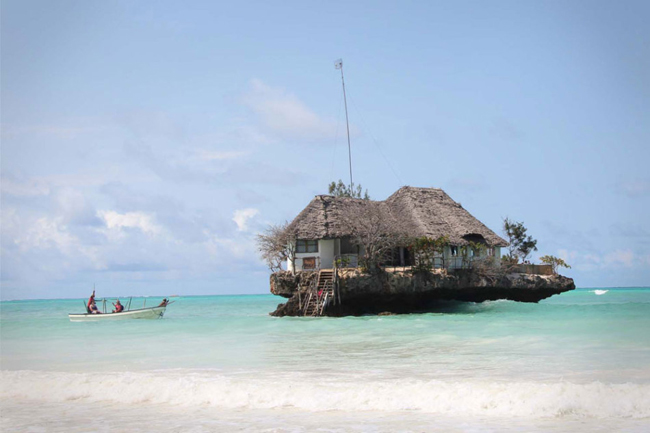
319,239 -> 336,269
443,246 -> 460,269
287,239 -> 338,272
290,252 -> 319,272
442,245 -> 502,269
286,240 -> 501,272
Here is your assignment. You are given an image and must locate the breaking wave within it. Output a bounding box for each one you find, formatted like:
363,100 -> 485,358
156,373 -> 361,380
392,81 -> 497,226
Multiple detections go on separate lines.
2,370 -> 649,419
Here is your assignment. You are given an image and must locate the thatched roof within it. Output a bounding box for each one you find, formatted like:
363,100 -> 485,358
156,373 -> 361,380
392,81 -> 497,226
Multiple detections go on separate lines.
385,187 -> 508,247
285,195 -> 395,240
286,186 -> 508,247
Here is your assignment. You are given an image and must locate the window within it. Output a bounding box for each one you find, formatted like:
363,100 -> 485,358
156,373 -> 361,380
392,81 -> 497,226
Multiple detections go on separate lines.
487,247 -> 494,257
450,246 -> 458,257
297,240 -> 318,253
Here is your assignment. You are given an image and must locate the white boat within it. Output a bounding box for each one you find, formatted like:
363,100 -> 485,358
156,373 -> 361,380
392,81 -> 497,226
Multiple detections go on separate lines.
69,306 -> 166,322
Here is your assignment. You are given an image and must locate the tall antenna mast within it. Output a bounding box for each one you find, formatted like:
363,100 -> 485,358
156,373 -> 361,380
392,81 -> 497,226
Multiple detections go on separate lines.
335,59 -> 353,194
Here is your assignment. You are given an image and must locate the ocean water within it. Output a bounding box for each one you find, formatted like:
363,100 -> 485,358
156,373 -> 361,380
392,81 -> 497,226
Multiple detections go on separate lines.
1,288 -> 649,432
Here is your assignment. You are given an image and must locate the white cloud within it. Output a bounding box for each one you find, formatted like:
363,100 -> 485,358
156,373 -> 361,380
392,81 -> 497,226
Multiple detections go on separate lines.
242,79 -> 337,141
616,179 -> 650,198
604,249 -> 635,268
15,217 -> 77,253
3,210 -> 102,272
0,177 -> 51,197
232,208 -> 259,232
557,249 -> 578,263
98,210 -> 163,236
204,234 -> 249,259
557,249 -> 597,272
582,253 -> 602,265
558,248 -> 647,271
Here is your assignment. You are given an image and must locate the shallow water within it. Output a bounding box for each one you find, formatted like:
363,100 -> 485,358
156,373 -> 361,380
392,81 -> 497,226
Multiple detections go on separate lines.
1,288 -> 649,432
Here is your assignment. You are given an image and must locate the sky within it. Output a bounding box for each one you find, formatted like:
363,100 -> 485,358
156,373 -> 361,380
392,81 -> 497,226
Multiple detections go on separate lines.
2,0 -> 649,300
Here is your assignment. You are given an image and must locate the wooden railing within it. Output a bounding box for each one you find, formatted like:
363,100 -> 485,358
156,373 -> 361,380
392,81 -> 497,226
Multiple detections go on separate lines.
301,267 -> 338,316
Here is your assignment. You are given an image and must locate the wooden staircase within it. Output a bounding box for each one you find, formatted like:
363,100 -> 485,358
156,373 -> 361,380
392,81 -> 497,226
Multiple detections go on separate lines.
303,270 -> 335,316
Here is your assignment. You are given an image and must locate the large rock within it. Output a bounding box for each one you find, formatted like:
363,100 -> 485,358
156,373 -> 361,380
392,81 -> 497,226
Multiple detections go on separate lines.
270,271 -> 318,298
269,268 -> 575,317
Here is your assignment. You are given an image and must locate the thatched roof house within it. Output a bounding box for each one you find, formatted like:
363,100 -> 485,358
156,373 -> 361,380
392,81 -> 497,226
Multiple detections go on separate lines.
286,186 -> 507,271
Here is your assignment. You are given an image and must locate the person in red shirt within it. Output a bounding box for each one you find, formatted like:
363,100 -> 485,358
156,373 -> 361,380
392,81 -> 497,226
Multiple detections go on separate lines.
112,299 -> 124,313
87,289 -> 103,314
87,290 -> 96,312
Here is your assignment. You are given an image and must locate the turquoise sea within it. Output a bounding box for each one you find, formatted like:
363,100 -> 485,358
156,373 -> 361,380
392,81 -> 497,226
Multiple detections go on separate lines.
1,288 -> 650,432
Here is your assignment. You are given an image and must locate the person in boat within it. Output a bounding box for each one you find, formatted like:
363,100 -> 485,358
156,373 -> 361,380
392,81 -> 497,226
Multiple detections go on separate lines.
158,298 -> 169,307
87,290 -> 96,313
112,299 -> 124,313
89,300 -> 101,314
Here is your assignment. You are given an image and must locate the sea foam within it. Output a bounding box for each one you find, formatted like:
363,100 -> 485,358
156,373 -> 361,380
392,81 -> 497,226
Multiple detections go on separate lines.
2,370 -> 648,419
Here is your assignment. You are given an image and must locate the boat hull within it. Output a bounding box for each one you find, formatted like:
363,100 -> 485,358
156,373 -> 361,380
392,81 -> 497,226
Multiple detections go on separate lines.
69,306 -> 166,322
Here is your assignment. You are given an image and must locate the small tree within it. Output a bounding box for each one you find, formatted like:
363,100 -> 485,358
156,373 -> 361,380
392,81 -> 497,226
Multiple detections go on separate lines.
467,241 -> 486,268
411,237 -> 435,272
328,179 -> 370,200
410,235 -> 450,272
434,236 -> 451,268
503,218 -> 538,263
539,255 -> 571,274
344,203 -> 406,273
501,255 -> 518,266
468,241 -> 486,258
256,222 -> 297,273
459,245 -> 471,269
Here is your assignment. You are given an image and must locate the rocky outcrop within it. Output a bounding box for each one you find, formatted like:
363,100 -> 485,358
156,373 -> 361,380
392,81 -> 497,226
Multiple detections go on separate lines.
269,271 -> 317,297
270,268 -> 575,317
